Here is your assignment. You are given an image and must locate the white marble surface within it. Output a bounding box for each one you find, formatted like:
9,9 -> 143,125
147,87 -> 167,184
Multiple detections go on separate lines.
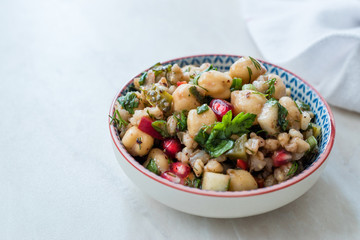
1,0 -> 359,239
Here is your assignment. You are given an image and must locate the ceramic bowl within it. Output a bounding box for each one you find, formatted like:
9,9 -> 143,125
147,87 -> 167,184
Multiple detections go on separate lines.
109,54 -> 335,218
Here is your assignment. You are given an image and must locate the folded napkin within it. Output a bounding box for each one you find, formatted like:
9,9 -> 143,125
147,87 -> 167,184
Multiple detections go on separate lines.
242,0 -> 360,112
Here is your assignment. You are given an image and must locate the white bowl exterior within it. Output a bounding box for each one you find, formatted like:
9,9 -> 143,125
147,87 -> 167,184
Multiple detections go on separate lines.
112,142 -> 326,218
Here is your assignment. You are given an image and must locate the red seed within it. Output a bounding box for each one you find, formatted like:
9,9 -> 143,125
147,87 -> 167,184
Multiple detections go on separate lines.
161,171 -> 184,185
272,149 -> 292,167
210,99 -> 234,121
236,159 -> 248,170
170,162 -> 191,178
176,81 -> 187,86
138,116 -> 163,140
162,138 -> 182,158
255,178 -> 264,188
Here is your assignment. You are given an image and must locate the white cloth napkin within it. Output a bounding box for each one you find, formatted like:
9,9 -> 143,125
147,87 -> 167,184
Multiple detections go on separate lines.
242,0 -> 360,113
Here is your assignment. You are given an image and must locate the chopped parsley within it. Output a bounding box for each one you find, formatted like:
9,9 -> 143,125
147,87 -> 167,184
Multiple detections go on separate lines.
174,110 -> 187,132
146,158 -> 160,175
138,72 -> 147,86
151,63 -> 172,77
294,100 -> 302,114
185,177 -> 201,188
194,111 -> 256,157
267,98 -> 289,131
197,104 -> 209,114
117,92 -> 140,114
189,86 -> 205,103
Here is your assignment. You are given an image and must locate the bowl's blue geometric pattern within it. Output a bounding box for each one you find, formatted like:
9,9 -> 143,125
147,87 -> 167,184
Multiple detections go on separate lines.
122,54 -> 332,171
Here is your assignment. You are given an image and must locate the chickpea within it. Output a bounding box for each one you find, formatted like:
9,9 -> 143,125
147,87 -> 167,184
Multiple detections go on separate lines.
187,108 -> 217,137
144,148 -> 170,173
227,169 -> 258,191
122,126 -> 154,156
231,90 -> 267,123
229,56 -> 266,84
172,84 -> 206,112
198,70 -> 232,99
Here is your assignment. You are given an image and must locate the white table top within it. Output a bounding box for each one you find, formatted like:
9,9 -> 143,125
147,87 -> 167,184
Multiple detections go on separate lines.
2,0 -> 359,239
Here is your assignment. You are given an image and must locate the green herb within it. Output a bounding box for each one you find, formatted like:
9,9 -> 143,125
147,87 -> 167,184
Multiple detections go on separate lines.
247,66 -> 252,82
277,102 -> 289,131
189,86 -> 205,103
266,78 -> 277,98
230,77 -> 242,91
117,92 -> 140,114
151,120 -> 170,137
267,98 -> 289,131
194,111 -> 256,157
174,110 -> 187,132
136,137 -> 142,150
109,109 -> 128,129
197,104 -> 209,114
287,162 -> 298,176
139,72 -> 147,86
191,64 -> 216,85
294,100 -> 302,114
151,62 -> 172,77
249,56 -> 261,70
146,158 -> 160,175
185,177 -> 201,188
297,100 -> 311,111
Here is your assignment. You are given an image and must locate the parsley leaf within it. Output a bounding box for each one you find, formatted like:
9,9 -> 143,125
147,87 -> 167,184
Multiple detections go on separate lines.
185,177 -> 201,188
197,104 -> 209,114
138,72 -> 147,86
267,98 -> 289,131
277,102 -> 289,131
194,111 -> 256,157
146,158 -> 160,175
189,86 -> 205,103
230,78 -> 242,91
296,100 -> 310,111
117,92 -> 140,114
151,120 -> 170,138
174,110 -> 187,132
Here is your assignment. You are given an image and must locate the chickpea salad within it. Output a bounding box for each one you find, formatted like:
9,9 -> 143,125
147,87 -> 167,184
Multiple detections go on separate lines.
110,57 -> 321,192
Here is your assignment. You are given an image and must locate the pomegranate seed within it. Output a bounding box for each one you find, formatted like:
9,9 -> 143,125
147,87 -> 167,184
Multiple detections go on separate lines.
176,81 -> 187,86
162,138 -> 182,158
161,171 -> 184,185
255,178 -> 264,188
170,162 -> 191,178
236,159 -> 248,170
138,117 -> 163,140
210,99 -> 234,121
272,149 -> 292,167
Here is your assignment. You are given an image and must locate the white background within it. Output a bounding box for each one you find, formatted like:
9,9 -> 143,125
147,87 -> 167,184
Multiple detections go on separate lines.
1,0 -> 359,239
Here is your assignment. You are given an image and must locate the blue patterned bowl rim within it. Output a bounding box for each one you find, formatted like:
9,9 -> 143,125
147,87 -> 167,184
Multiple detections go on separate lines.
109,54 -> 335,198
